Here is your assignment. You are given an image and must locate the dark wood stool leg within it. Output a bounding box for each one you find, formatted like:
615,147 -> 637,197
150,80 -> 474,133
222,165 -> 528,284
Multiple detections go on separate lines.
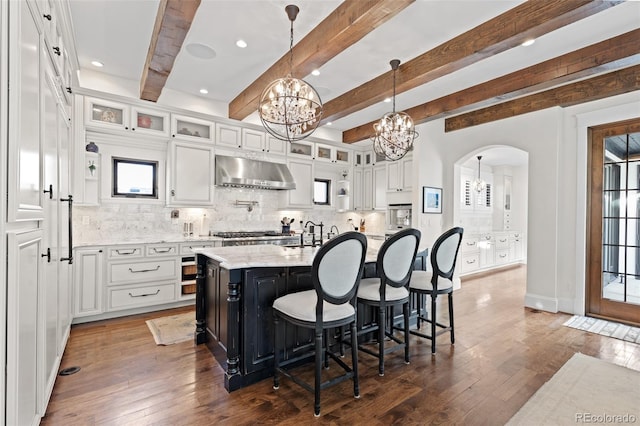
350,321 -> 360,398
273,314 -> 281,389
378,306 -> 386,376
403,301 -> 410,364
449,292 -> 455,344
431,294 -> 437,354
314,329 -> 322,417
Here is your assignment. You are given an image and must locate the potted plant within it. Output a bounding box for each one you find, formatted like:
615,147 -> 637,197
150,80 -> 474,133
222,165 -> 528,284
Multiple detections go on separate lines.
88,160 -> 97,176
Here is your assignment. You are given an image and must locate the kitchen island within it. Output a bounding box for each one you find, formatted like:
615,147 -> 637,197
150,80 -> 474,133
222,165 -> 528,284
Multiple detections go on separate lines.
195,241 -> 427,392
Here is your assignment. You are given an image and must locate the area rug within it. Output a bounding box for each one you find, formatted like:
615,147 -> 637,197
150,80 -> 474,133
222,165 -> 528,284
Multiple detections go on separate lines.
563,315 -> 640,344
507,353 -> 640,425
145,312 -> 195,345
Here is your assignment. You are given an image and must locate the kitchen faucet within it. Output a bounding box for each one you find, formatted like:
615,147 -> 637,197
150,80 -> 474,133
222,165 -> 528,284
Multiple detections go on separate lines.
328,225 -> 339,239
304,220 -> 324,246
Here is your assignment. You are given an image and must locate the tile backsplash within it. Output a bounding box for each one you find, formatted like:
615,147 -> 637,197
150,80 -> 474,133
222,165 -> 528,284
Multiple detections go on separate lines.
74,187 -> 386,245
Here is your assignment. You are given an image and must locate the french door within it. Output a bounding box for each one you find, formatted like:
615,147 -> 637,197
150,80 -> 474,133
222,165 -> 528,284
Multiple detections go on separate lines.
587,118 -> 640,325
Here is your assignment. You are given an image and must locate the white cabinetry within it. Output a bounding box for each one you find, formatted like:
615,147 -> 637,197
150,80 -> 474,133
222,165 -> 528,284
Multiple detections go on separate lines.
362,168 -> 373,210
73,248 -> 104,317
458,232 -> 526,276
7,229 -> 44,426
373,164 -> 387,210
352,168 -> 363,211
281,158 -> 314,209
172,114 -> 214,142
241,128 -> 287,156
167,140 -> 214,206
386,155 -> 412,192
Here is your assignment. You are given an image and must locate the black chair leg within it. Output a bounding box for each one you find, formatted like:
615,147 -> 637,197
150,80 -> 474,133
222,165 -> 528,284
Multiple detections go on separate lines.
314,329 -> 322,417
431,294 -> 437,354
350,321 -> 360,399
378,306 -> 386,376
448,293 -> 455,344
403,302 -> 410,364
273,314 -> 280,389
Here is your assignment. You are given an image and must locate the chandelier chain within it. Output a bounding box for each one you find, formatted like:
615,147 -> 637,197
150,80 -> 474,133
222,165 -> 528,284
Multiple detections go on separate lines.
289,18 -> 294,76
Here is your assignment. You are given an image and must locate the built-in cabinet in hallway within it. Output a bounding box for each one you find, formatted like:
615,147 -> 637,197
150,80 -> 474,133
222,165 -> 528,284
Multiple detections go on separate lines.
3,1 -> 74,424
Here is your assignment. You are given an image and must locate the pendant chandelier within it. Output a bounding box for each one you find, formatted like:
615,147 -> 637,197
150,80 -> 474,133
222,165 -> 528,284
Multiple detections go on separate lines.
259,5 -> 322,142
372,59 -> 418,161
473,155 -> 486,193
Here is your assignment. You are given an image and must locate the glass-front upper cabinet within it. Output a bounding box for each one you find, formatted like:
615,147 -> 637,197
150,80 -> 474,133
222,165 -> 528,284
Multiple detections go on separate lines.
131,107 -> 170,137
335,148 -> 350,165
171,114 -> 214,142
289,140 -> 314,159
85,97 -> 130,131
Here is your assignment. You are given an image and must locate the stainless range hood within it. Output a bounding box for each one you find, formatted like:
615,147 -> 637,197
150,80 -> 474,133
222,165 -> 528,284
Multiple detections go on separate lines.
215,155 -> 296,190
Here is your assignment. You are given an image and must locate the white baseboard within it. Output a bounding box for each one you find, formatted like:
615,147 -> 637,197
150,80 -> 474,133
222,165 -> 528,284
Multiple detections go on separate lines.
524,292 -> 558,313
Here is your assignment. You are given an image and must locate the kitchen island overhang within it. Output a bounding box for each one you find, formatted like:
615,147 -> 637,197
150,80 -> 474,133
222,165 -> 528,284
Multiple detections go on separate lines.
194,243 -> 426,392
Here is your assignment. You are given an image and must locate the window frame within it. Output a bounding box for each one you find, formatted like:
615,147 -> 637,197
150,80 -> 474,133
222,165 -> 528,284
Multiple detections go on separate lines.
313,178 -> 331,206
112,157 -> 159,199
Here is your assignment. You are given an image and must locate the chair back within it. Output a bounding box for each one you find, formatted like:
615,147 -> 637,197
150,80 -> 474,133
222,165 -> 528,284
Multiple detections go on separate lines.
313,231 -> 368,308
431,227 -> 464,282
378,228 -> 421,289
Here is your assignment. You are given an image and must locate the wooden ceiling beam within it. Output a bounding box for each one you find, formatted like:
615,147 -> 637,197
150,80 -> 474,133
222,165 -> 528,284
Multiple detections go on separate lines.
444,64 -> 640,132
140,0 -> 201,102
342,28 -> 640,143
228,0 -> 415,121
325,0 -> 621,131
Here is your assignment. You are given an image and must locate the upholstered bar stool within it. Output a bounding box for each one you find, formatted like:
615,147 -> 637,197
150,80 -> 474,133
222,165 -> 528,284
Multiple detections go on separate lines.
356,228 -> 421,376
272,231 -> 367,417
409,227 -> 463,354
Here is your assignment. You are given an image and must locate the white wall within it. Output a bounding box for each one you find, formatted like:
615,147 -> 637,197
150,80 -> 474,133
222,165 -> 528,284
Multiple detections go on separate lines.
413,91 -> 640,314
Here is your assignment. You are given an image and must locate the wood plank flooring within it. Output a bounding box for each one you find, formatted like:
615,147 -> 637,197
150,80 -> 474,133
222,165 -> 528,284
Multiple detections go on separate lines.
41,266 -> 640,425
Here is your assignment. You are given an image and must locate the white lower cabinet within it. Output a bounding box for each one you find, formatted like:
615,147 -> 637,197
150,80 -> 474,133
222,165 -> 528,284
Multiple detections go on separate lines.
73,242 -> 194,323
109,283 -> 176,311
74,247 -> 104,318
458,232 -> 526,276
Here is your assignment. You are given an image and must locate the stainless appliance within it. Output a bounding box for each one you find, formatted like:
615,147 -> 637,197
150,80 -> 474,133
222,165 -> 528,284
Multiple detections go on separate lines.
213,231 -> 299,247
387,203 -> 412,231
215,155 -> 296,190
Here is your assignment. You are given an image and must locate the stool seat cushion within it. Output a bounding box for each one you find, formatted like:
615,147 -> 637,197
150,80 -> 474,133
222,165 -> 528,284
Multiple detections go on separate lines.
357,277 -> 409,302
273,289 -> 355,323
409,270 -> 453,292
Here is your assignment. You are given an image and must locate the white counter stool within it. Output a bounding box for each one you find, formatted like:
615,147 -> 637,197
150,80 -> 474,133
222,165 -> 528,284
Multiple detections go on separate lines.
272,231 -> 367,417
356,228 -> 421,376
409,227 -> 463,355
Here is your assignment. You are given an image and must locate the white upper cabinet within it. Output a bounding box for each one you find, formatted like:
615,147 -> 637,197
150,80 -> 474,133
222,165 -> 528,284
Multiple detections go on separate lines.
280,158 -> 313,209
241,129 -> 287,156
167,140 -> 215,206
216,123 -> 241,148
289,140 -> 314,159
84,97 -> 130,131
172,114 -> 214,142
386,155 -> 412,192
131,107 -> 170,137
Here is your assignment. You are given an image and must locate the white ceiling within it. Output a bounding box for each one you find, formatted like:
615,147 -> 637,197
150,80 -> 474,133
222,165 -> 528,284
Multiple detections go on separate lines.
68,0 -> 640,136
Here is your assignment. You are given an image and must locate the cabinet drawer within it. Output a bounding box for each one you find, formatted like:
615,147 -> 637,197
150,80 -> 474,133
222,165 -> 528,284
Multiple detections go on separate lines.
107,246 -> 144,259
495,249 -> 510,265
495,236 -> 509,250
461,237 -> 479,253
146,244 -> 178,257
108,259 -> 178,285
180,242 -> 217,254
108,283 -> 176,310
460,253 -> 480,274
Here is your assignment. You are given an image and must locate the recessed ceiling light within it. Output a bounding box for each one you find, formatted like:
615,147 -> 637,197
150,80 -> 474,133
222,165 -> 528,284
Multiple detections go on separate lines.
91,60 -> 104,67
199,88 -> 208,94
185,43 -> 216,59
236,39 -> 247,48
521,38 -> 535,47
384,97 -> 391,103
311,69 -> 320,76
326,122 -> 332,126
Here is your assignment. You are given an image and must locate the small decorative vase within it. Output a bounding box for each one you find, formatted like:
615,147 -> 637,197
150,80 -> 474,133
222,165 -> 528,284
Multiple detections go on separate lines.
86,142 -> 99,153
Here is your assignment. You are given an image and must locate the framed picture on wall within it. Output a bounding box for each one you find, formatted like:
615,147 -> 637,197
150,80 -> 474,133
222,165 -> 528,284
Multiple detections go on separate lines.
422,186 -> 442,214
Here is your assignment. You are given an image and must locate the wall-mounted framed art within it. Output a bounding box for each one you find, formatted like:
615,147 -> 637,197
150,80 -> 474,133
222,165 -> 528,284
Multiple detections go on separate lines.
422,186 -> 442,214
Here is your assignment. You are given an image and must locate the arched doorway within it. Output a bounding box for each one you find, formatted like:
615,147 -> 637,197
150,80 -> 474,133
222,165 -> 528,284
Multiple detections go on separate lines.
453,146 -> 529,278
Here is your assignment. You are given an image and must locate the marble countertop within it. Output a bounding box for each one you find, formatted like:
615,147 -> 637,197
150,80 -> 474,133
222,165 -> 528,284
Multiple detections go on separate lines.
198,238 -> 384,270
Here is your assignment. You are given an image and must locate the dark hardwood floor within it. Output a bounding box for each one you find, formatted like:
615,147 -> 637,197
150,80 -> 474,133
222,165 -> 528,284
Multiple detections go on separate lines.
42,266 -> 640,425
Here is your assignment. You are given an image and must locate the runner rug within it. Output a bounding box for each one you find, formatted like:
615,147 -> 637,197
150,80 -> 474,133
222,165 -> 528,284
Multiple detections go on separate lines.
507,353 -> 640,425
145,312 -> 195,345
563,315 -> 640,344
